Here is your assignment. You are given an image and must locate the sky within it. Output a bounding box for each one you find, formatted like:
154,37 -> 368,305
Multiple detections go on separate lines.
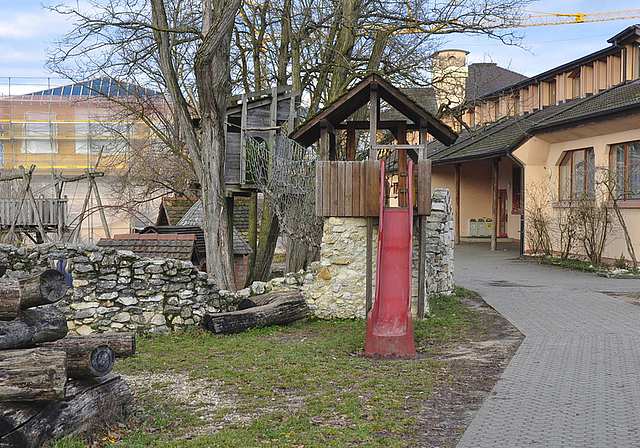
1,0 -> 640,95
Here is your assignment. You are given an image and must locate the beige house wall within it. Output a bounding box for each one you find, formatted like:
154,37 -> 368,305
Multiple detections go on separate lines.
433,158 -> 522,239
513,124 -> 640,261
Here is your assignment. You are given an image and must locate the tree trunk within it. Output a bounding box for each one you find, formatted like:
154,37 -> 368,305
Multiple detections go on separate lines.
202,290 -> 310,334
0,307 -> 68,350
0,373 -> 132,448
0,270 -> 68,320
0,348 -> 67,402
246,200 -> 280,283
327,0 -> 363,101
286,237 -> 310,273
40,333 -> 136,359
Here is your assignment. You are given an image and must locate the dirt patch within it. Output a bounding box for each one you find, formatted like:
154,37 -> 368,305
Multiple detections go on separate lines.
601,291 -> 640,306
410,293 -> 523,448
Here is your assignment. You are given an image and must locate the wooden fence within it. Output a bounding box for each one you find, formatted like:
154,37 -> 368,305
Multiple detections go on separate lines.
0,198 -> 68,228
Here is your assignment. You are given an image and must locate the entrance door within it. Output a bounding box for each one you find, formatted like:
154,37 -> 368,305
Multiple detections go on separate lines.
498,189 -> 508,237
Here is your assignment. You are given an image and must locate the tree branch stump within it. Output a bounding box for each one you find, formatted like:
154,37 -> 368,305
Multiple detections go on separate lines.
0,348 -> 67,402
202,290 -> 310,334
0,307 -> 68,351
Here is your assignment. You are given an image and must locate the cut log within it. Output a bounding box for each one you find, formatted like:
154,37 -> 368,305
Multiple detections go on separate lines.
0,348 -> 67,402
202,291 -> 310,334
0,373 -> 133,448
0,281 -> 20,321
0,307 -> 68,350
40,333 -> 136,358
18,269 -> 68,309
59,344 -> 114,379
0,270 -> 68,321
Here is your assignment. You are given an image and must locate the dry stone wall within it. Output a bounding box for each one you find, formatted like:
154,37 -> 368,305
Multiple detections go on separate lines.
0,189 -> 454,332
0,243 -> 236,335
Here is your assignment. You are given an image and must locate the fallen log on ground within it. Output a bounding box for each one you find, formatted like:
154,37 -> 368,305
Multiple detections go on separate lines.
0,307 -> 68,350
40,333 -> 136,358
0,270 -> 68,320
0,348 -> 67,402
0,373 -> 133,448
202,290 -> 310,334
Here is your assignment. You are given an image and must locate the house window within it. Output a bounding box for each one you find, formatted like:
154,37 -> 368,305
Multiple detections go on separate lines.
611,141 -> 640,199
75,121 -> 131,156
559,148 -> 594,200
512,166 -> 522,212
572,75 -> 580,99
22,112 -> 58,154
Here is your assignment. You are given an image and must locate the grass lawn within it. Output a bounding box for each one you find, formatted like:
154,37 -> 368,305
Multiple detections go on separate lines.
50,289 -> 476,448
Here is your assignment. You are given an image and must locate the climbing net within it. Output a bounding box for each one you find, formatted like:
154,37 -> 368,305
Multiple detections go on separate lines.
244,131 -> 322,246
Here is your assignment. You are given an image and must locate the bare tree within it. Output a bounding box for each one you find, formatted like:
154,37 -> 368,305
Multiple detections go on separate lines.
49,0 -> 241,290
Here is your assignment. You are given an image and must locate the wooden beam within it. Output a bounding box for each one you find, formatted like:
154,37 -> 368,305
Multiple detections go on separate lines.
455,163 -> 461,245
369,84 -> 379,160
240,93 -> 248,185
491,158 -> 499,251
334,120 -> 420,130
398,122 -> 408,207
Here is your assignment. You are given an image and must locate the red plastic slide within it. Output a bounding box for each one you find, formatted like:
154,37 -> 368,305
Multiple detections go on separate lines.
365,159 -> 416,357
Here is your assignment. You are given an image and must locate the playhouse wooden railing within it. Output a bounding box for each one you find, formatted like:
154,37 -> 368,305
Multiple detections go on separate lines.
315,159 -> 431,217
0,198 -> 68,228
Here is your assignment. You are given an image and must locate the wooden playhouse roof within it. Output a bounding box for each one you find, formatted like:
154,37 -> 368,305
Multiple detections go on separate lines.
290,74 -> 457,147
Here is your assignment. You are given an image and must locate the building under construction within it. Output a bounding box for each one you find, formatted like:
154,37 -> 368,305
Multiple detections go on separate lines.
0,77 -> 169,244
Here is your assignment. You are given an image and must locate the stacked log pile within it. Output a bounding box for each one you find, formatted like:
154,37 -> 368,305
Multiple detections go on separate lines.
0,269 -> 135,448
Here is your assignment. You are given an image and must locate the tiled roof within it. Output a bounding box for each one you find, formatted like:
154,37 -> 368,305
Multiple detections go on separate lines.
233,197 -> 250,239
156,197 -> 198,226
430,80 -> 640,164
22,77 -> 163,98
465,63 -> 528,100
140,225 -> 206,256
531,79 -> 640,131
97,233 -> 198,262
429,101 -> 578,163
177,200 -> 253,255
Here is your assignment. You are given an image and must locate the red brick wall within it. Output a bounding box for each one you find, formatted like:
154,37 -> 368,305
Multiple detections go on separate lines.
234,254 -> 249,289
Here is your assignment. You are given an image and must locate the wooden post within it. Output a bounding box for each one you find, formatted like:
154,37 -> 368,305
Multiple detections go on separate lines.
87,171 -> 110,239
369,83 -> 378,161
247,192 -> 258,279
418,215 -> 427,318
5,165 -> 35,244
491,158 -> 499,251
346,121 -> 356,161
240,93 -> 248,185
455,163 -> 461,245
366,217 -> 373,313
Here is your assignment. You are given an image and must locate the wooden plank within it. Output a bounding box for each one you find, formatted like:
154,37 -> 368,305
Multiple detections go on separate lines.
330,161 -> 339,216
365,161 -> 381,217
369,85 -> 378,161
359,161 -> 367,217
352,162 -> 361,217
315,162 -> 323,217
322,162 -> 331,217
417,159 -> 432,216
337,163 -> 346,216
344,162 -> 353,217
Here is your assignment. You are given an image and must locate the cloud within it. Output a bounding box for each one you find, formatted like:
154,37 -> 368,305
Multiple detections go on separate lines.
0,8 -> 71,40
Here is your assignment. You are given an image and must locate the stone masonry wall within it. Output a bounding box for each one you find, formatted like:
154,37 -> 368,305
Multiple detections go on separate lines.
282,188 -> 455,319
0,243 -> 238,335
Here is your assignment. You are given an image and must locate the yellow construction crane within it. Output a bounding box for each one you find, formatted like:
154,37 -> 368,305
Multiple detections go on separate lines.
493,9 -> 640,29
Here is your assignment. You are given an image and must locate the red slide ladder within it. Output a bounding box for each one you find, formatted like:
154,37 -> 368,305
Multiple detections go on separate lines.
365,159 -> 416,357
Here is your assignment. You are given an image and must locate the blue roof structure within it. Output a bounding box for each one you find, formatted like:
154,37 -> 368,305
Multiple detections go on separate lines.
23,77 -> 162,98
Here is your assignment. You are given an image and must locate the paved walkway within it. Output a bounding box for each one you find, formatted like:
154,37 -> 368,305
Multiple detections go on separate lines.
454,242 -> 640,448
